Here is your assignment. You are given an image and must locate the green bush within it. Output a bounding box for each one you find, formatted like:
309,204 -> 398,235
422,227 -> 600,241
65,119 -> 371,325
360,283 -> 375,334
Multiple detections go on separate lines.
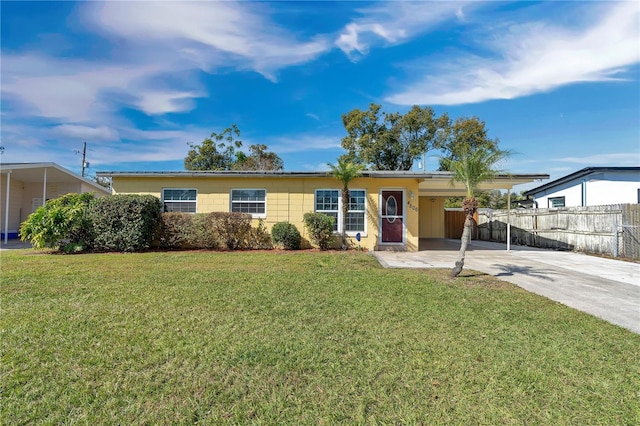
209,212 -> 254,250
247,219 -> 273,250
155,213 -> 197,249
89,194 -> 162,252
271,222 -> 301,250
155,212 -> 272,250
19,192 -> 95,251
303,212 -> 335,250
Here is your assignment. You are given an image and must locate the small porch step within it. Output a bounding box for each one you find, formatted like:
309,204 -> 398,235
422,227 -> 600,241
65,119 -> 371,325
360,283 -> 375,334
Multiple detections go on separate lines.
375,244 -> 408,252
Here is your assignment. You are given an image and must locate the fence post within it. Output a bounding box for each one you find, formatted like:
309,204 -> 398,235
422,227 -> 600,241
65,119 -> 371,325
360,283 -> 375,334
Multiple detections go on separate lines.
613,225 -> 619,258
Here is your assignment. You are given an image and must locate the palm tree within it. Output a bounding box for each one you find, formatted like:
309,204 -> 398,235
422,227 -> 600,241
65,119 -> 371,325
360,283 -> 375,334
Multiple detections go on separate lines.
328,159 -> 365,249
449,147 -> 511,278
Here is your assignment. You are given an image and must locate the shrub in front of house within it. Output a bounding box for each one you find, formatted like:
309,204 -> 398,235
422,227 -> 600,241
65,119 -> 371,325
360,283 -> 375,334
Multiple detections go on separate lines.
19,192 -> 96,252
156,212 -> 272,251
303,212 -> 335,250
209,212 -> 255,250
271,221 -> 301,250
90,194 -> 162,252
246,219 -> 273,250
156,212 -> 197,249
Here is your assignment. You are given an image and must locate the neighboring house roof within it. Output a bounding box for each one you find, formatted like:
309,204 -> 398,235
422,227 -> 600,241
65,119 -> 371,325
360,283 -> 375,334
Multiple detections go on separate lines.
97,170 -> 549,197
523,167 -> 640,197
0,162 -> 111,195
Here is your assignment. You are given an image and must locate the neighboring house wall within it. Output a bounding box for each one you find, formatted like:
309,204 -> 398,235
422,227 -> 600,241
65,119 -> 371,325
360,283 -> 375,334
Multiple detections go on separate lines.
0,175 -> 24,236
1,178 -> 90,236
21,182 -> 84,216
586,178 -> 638,205
112,175 -> 422,251
530,170 -> 640,208
1,164 -> 110,240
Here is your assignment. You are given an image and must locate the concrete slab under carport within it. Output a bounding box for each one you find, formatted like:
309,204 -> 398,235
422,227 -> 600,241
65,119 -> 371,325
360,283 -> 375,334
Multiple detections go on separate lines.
374,239 -> 640,334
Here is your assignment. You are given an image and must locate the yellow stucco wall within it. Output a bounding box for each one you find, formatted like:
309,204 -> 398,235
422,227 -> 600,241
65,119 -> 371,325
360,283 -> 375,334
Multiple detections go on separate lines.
419,196 -> 445,238
112,175 -> 422,251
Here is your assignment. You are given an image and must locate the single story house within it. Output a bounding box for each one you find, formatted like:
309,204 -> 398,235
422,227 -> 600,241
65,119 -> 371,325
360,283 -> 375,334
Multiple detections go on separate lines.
0,162 -> 111,242
97,170 -> 548,251
523,167 -> 640,208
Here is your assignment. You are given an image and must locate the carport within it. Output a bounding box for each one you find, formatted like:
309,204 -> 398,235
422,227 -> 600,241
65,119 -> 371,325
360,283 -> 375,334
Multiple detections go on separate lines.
416,172 -> 548,250
0,162 -> 110,244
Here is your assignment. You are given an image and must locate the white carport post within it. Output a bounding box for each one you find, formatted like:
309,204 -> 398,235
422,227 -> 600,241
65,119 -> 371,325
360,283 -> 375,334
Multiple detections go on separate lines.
4,171 -> 10,245
42,167 -> 47,206
506,189 -> 511,252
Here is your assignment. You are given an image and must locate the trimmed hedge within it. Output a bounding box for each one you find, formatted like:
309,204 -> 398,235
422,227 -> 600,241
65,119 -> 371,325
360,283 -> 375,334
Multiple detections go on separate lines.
20,192 -> 274,253
155,212 -> 272,251
303,212 -> 335,250
271,222 -> 301,250
90,194 -> 162,252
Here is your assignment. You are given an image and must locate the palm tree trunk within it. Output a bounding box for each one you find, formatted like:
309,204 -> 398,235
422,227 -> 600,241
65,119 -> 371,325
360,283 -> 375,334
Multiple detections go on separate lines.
451,213 -> 473,277
341,189 -> 349,249
451,197 -> 478,278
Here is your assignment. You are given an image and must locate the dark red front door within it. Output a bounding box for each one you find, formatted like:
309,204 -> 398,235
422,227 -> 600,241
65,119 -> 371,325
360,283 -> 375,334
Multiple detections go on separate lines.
381,190 -> 403,243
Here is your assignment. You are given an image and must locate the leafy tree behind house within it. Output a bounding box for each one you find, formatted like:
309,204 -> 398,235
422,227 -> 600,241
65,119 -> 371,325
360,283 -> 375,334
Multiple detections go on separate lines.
184,125 -> 283,171
449,147 -> 511,278
446,190 -> 526,210
341,103 -> 449,170
438,116 -> 501,172
234,144 -> 284,171
185,125 -> 243,171
91,175 -> 112,189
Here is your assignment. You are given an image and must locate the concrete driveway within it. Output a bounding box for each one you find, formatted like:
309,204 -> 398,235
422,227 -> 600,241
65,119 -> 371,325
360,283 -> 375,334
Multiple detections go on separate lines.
373,239 -> 640,334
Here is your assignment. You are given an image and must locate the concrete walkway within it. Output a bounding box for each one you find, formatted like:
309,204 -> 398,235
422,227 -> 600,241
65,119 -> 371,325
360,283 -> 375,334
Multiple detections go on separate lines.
0,240 -> 32,250
373,239 -> 640,334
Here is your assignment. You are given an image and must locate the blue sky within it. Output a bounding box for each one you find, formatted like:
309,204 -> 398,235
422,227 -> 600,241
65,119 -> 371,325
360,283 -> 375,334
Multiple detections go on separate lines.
2,1 -> 639,188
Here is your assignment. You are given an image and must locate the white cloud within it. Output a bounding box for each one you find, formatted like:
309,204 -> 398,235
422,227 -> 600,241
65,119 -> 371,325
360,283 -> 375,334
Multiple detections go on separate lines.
335,2 -> 471,59
3,55 -> 140,122
0,122 -> 213,170
133,90 -> 203,116
555,153 -> 640,167
1,1 -> 333,131
83,1 -> 330,81
386,2 -> 640,105
53,124 -> 120,142
268,134 -> 342,154
306,113 -> 320,121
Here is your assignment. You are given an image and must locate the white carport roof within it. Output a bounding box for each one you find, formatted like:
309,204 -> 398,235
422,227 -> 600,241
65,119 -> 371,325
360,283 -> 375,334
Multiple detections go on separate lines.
1,162 -> 111,194
1,163 -> 110,244
416,172 -> 549,197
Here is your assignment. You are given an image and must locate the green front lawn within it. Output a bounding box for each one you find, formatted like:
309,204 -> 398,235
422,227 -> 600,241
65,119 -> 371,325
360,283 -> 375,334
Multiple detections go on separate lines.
2,250 -> 638,424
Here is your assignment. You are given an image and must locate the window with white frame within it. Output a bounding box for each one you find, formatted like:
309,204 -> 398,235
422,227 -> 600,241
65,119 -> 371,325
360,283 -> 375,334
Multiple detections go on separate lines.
162,188 -> 197,213
231,189 -> 266,217
549,196 -> 565,208
314,189 -> 366,234
346,190 -> 366,232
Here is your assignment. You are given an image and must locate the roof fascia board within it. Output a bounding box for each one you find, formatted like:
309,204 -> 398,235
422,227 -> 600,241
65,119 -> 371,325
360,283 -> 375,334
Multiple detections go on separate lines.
97,170 -> 548,181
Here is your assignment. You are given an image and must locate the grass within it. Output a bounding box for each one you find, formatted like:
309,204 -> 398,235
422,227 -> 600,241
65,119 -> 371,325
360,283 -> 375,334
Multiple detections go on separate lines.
1,249 -> 639,424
